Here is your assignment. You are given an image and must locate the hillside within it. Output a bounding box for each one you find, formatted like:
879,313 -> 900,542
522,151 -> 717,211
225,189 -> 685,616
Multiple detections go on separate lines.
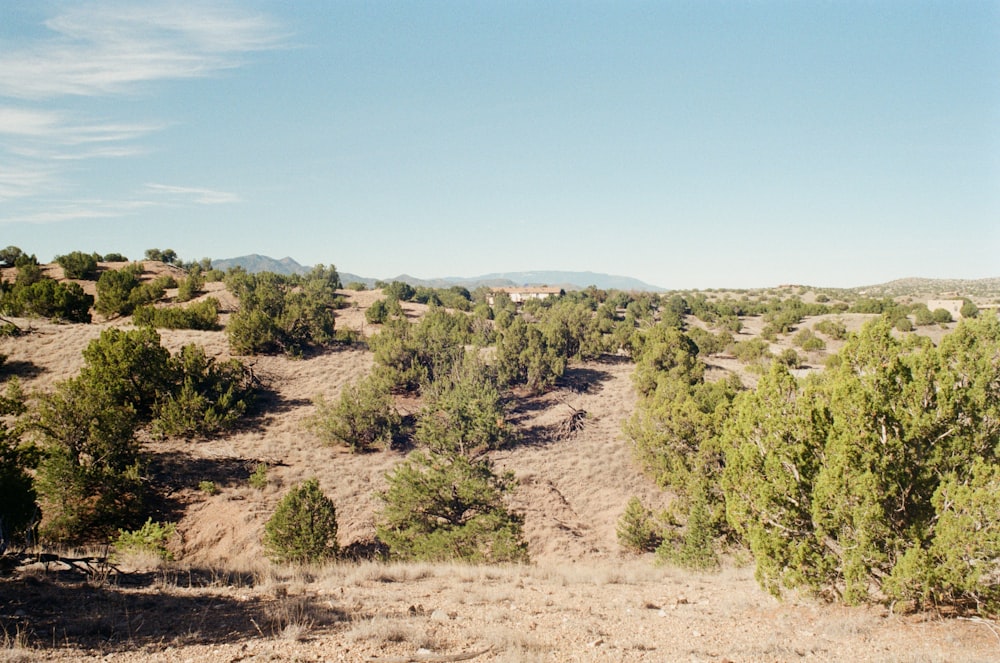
0,272 -> 996,661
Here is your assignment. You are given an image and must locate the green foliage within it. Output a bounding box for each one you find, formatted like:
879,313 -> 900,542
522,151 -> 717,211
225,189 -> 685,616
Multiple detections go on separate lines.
95,263 -> 162,318
792,328 -> 825,351
249,463 -> 269,489
309,377 -> 401,452
145,248 -> 180,265
932,308 -> 953,324
376,451 -> 528,563
730,338 -> 772,364
494,315 -> 565,394
369,310 -> 471,393
416,359 -> 512,455
2,278 -> 93,323
687,326 -> 733,357
175,270 -> 204,302
960,299 -> 979,319
912,304 -> 935,326
895,316 -> 914,332
264,479 -> 339,564
656,483 -> 720,571
383,280 -> 415,302
152,344 -> 255,439
616,497 -> 662,553
199,480 -> 219,495
0,381 -> 37,553
720,315 -> 1000,613
55,251 -> 101,280
32,328 -> 255,542
226,268 -> 342,356
34,379 -> 145,543
364,298 -> 401,325
813,319 -> 847,340
114,518 -> 176,561
133,298 -> 220,330
0,246 -> 24,268
102,253 -> 128,263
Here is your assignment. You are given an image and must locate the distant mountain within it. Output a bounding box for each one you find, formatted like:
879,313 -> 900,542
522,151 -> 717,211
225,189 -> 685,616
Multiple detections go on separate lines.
211,256 -> 664,291
211,255 -> 309,275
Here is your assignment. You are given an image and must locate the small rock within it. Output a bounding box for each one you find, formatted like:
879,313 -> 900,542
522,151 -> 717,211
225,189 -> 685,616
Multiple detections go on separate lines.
589,638 -> 604,648
430,609 -> 450,622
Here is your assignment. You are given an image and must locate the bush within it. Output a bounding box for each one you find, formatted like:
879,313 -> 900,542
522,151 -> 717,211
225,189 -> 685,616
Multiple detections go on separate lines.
416,359 -> 512,455
55,251 -> 100,280
617,497 -> 662,553
152,343 -> 255,439
133,298 -> 220,330
3,278 -> 93,322
176,270 -> 204,303
383,281 -> 415,302
249,463 -> 268,489
33,380 -> 145,543
114,518 -> 176,561
656,484 -> 720,571
721,316 -> 1000,610
0,381 -> 36,553
309,378 -> 401,452
226,268 -> 341,356
932,308 -> 953,324
377,451 -> 528,563
95,263 -> 146,317
813,319 -> 847,340
792,329 -> 825,351
264,479 -> 339,564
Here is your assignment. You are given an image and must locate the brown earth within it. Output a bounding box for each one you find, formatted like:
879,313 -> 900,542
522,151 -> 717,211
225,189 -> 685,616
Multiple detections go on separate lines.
0,287 -> 995,662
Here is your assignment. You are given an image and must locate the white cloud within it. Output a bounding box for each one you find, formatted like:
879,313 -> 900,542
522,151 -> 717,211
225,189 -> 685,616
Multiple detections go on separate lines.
1,199 -> 156,224
0,3 -> 282,222
146,183 -> 241,205
0,3 -> 286,99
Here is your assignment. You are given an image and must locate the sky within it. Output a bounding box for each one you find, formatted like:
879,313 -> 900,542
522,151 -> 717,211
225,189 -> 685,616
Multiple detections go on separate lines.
1,1 -> 997,289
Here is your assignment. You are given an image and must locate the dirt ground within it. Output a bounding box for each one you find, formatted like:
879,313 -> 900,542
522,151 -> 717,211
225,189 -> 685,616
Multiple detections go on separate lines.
0,289 -> 996,662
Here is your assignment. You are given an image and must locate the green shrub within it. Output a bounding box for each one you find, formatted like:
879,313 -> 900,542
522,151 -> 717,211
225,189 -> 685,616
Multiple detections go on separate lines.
114,518 -> 176,561
616,497 -> 662,553
176,271 -> 204,303
264,479 -> 339,564
309,378 -> 401,452
813,319 -> 847,340
383,281 -> 415,302
792,329 -> 825,351
932,308 -> 953,324
198,480 -> 219,495
249,463 -> 268,489
416,359 -> 511,455
0,381 -> 36,553
152,344 -> 255,439
377,451 -> 528,563
730,338 -> 771,364
4,278 -> 93,323
133,298 -> 220,330
55,251 -> 101,280
95,264 -> 147,317
656,484 -> 720,571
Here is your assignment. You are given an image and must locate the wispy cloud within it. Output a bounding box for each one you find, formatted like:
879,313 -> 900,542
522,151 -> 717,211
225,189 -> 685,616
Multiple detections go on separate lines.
146,183 -> 241,205
0,2 -> 284,224
0,3 -> 286,99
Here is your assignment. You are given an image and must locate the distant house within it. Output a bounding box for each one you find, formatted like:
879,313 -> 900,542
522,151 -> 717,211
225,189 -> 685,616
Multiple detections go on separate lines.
488,286 -> 564,306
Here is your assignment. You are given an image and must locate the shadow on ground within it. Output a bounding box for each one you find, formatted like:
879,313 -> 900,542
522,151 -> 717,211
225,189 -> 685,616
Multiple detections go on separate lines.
0,560 -> 346,652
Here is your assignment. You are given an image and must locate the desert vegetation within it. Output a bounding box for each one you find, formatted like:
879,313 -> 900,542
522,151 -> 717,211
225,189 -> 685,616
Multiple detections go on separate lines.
0,246 -> 997,661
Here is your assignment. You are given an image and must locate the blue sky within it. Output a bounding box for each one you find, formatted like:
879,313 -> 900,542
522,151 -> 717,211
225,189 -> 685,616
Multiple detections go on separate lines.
1,1 -> 997,289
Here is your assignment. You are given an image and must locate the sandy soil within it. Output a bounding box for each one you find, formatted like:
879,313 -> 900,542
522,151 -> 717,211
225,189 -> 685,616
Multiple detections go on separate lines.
0,289 -> 996,662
